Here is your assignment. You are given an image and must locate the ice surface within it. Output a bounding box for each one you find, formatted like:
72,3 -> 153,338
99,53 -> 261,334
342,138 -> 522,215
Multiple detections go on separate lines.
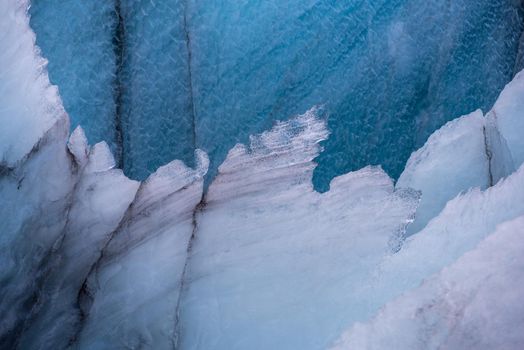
336,161 -> 524,347
29,0 -> 120,157
397,110 -> 489,234
16,138 -> 140,350
75,150 -> 208,350
2,3 -> 524,349
398,68 -> 524,234
188,0 -> 524,189
117,0 -> 195,179
29,0 -> 524,188
487,69 -> 524,169
331,215 -> 524,350
177,110 -> 419,350
0,0 -> 65,166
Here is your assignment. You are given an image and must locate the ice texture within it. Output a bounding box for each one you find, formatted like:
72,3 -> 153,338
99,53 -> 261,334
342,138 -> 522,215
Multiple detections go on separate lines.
29,0 -> 120,157
75,150 -> 208,349
117,0 -> 196,179
397,110 -> 489,234
176,110 -> 419,350
29,0 -> 524,188
2,2 -> 524,349
331,215 -> 524,350
487,69 -> 524,169
398,67 -> 524,234
0,0 -> 65,166
16,132 -> 140,350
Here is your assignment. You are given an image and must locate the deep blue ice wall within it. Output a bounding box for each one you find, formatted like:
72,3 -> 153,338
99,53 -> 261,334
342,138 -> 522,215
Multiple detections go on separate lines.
30,0 -> 524,190
29,1 -> 120,157
118,0 -> 195,178
188,0 -> 524,190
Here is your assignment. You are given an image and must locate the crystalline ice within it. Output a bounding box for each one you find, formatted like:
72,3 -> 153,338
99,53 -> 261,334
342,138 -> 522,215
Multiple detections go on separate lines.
176,110 -> 419,350
117,0 -> 195,179
397,68 -> 524,234
331,215 -> 524,350
16,138 -> 140,350
0,0 -> 65,166
29,0 -> 120,156
486,69 -> 524,169
397,110 -> 489,234
2,2 -> 524,349
74,150 -> 208,350
29,0 -> 524,188
337,162 -> 524,346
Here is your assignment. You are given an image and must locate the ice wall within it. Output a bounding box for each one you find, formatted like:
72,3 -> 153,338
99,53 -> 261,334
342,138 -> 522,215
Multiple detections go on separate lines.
29,0 -> 524,189
177,110 -> 418,350
331,215 -> 524,350
2,2 -> 524,349
28,0 -> 120,157
397,69 -> 524,234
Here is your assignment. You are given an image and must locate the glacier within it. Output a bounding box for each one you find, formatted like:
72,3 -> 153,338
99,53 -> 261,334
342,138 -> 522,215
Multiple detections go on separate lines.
29,0 -> 524,190
1,1 -> 524,350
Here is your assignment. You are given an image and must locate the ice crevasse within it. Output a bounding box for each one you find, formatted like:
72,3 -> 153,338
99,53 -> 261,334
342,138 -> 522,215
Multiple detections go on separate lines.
1,1 -> 524,350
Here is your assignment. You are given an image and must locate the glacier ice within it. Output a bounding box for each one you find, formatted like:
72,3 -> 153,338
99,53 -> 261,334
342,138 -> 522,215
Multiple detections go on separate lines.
397,68 -> 524,234
28,0 -> 120,158
0,0 -> 64,166
331,215 -> 524,350
177,111 -> 418,350
2,1 -> 524,349
396,110 -> 490,234
29,0 -> 524,189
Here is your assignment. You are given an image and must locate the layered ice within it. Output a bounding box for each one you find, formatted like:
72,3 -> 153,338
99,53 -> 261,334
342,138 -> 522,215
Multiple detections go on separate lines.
75,150 -> 207,349
15,130 -> 140,350
397,110 -> 489,234
2,2 -> 524,349
29,0 -> 524,188
176,110 -> 418,350
0,0 -> 65,166
331,215 -> 524,350
397,68 -> 524,234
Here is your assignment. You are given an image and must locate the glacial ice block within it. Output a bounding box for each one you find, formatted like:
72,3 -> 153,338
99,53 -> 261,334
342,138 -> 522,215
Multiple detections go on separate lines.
16,132 -> 140,350
487,69 -> 524,169
331,215 -> 524,350
75,150 -> 208,350
29,0 -> 524,187
397,110 -> 489,234
342,161 -> 524,345
0,0 -> 65,166
397,69 -> 524,234
177,110 -> 419,350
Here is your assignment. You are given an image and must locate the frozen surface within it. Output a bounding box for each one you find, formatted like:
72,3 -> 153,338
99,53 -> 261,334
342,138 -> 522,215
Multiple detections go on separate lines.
29,0 -> 524,188
177,110 -> 419,350
340,161 -> 524,347
332,215 -> 524,350
397,110 -> 489,234
117,0 -> 195,179
397,67 -> 524,234
75,150 -> 208,350
487,69 -> 524,169
29,0 -> 120,157
16,130 -> 140,350
0,0 -> 65,166
2,2 -> 524,349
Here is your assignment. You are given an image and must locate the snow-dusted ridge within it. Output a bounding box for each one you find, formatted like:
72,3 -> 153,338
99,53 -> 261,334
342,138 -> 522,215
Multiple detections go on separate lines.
1,2 -> 524,350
